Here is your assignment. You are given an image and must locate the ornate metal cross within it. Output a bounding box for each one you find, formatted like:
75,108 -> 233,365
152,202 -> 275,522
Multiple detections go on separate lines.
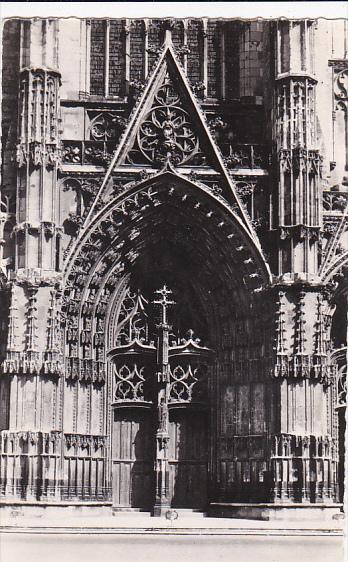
153,285 -> 175,516
153,285 -> 175,326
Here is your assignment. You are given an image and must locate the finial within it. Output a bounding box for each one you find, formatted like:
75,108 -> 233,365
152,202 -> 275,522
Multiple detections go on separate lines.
163,19 -> 175,46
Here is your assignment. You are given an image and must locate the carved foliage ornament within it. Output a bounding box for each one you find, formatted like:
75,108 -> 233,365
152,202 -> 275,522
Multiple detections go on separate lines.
323,191 -> 348,213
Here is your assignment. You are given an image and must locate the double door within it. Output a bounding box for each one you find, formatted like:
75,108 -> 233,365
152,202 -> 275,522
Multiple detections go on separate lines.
111,407 -> 208,511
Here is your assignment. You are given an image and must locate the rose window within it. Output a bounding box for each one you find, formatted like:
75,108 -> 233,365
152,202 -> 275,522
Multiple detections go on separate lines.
137,79 -> 199,166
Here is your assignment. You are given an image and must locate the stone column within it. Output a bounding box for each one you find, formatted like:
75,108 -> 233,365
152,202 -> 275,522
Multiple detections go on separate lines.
0,19 -> 63,502
269,21 -> 339,506
274,20 -> 321,280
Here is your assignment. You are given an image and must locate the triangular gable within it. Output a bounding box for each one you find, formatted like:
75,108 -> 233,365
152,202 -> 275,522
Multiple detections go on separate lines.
86,41 -> 255,237
118,49 -> 215,169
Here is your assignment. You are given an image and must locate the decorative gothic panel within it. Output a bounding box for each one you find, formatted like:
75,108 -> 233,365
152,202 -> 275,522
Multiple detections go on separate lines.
128,72 -> 207,167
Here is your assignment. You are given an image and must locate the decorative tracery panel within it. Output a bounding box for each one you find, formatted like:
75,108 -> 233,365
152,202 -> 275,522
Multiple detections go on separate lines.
109,287 -> 211,407
129,72 -> 204,167
115,290 -> 149,345
114,363 -> 146,401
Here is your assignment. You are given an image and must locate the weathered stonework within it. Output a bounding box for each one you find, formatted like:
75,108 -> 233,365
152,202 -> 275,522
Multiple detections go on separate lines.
0,17 -> 346,517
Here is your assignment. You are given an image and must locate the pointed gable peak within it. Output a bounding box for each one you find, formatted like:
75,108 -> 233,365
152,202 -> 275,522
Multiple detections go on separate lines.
86,39 -> 257,240
118,43 -> 212,169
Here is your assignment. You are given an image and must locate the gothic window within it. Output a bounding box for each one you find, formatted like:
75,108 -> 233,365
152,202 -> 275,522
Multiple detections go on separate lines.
130,20 -> 146,82
239,22 -> 264,99
90,20 -> 105,96
187,20 -> 204,86
3,221 -> 14,261
147,19 -> 163,70
136,74 -> 199,166
109,287 -> 211,406
171,21 -> 184,48
336,101 -> 348,170
109,20 -> 126,97
17,234 -> 25,269
89,18 -> 231,101
207,20 -> 220,99
224,21 -> 240,100
90,19 -> 127,98
279,21 -> 290,74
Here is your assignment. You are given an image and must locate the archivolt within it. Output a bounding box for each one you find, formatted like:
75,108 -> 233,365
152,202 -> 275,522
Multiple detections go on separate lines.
62,171 -> 272,383
321,250 -> 348,285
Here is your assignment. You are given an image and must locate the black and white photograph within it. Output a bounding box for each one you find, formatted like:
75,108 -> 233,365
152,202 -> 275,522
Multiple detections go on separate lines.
0,2 -> 346,561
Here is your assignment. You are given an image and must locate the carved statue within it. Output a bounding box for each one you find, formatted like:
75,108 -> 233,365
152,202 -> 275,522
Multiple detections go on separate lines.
158,397 -> 168,432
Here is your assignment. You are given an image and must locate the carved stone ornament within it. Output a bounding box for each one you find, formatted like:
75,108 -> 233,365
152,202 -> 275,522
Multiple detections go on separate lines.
84,145 -> 113,166
63,143 -> 82,164
46,144 -> 61,168
114,363 -> 146,401
89,113 -> 127,142
129,80 -> 145,95
65,213 -> 83,234
323,191 -> 348,213
137,73 -> 199,166
323,218 -> 340,236
334,68 -> 348,102
169,364 -> 200,402
16,69 -> 61,169
223,150 -> 250,169
175,45 -> 191,56
191,81 -> 206,95
279,149 -> 292,173
147,45 -> 162,57
158,398 -> 169,432
42,222 -> 55,238
16,144 -> 27,167
31,143 -> 43,167
337,364 -> 347,408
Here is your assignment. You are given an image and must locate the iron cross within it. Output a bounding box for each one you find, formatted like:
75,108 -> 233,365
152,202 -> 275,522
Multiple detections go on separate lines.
153,285 -> 175,326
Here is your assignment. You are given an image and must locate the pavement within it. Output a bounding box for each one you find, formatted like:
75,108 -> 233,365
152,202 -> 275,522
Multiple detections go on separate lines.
1,510 -> 345,562
0,531 -> 345,562
0,509 -> 345,536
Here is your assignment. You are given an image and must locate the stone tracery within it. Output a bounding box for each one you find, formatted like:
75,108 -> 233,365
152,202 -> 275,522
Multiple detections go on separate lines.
0,17 -> 346,515
137,74 -> 199,165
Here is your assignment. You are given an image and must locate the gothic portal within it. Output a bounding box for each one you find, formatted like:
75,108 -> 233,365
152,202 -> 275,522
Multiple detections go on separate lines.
0,17 -> 347,518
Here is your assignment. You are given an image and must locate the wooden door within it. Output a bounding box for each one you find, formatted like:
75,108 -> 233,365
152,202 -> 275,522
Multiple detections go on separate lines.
168,409 -> 208,510
112,409 -> 154,510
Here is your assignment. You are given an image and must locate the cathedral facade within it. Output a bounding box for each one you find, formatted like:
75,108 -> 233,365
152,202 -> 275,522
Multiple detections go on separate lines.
0,17 -> 347,518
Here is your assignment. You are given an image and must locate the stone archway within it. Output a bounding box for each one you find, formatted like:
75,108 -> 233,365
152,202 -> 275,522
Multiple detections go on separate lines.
62,171 -> 271,509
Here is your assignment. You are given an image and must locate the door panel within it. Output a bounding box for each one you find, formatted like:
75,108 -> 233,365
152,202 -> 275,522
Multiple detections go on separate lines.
112,408 -> 209,511
112,409 -> 154,509
168,409 -> 208,510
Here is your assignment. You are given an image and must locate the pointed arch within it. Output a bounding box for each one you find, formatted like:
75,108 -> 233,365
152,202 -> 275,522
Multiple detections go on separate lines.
62,170 -> 272,385
82,41 -> 257,239
64,168 -> 271,284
